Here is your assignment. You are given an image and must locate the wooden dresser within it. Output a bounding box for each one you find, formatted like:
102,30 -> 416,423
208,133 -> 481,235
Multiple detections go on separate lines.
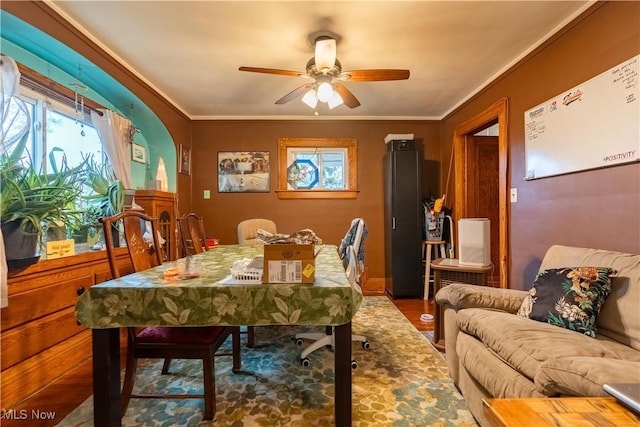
1,191 -> 177,409
1,249 -> 130,410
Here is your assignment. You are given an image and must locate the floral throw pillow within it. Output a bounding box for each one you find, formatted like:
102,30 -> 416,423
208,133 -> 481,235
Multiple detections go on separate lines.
516,267 -> 616,338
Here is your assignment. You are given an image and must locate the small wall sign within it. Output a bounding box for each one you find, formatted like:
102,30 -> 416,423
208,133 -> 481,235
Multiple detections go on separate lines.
46,239 -> 76,259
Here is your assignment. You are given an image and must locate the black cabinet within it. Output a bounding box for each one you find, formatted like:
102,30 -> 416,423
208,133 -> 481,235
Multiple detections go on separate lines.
384,140 -> 423,298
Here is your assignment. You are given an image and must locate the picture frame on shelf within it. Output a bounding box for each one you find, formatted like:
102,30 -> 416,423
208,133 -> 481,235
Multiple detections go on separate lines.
179,144 -> 191,176
217,151 -> 270,193
131,143 -> 146,164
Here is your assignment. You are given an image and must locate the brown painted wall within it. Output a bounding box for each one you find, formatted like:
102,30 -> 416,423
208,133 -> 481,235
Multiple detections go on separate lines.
441,2 -> 640,289
190,120 -> 440,279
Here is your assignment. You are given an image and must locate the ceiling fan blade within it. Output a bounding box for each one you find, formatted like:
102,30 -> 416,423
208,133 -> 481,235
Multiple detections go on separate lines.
239,66 -> 305,77
339,69 -> 410,82
333,83 -> 361,109
314,37 -> 336,70
275,83 -> 315,105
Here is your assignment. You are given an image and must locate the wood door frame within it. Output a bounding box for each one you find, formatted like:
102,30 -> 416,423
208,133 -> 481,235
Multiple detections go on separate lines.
453,98 -> 509,288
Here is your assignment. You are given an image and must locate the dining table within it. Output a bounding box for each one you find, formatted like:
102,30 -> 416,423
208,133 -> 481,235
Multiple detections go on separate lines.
75,244 -> 362,427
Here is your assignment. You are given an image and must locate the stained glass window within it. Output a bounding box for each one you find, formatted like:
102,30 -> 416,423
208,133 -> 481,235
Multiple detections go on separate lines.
287,148 -> 347,190
277,138 -> 358,199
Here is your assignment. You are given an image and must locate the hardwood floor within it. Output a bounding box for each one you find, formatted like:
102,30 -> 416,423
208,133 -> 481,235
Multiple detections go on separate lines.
3,296 -> 434,426
1,360 -> 94,427
386,295 -> 436,332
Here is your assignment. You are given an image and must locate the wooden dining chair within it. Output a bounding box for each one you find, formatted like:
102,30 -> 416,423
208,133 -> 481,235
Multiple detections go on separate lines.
178,212 -> 208,256
179,213 -> 247,352
100,209 -> 241,420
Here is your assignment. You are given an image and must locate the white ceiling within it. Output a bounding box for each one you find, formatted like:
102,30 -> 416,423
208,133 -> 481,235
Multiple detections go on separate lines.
49,1 -> 593,120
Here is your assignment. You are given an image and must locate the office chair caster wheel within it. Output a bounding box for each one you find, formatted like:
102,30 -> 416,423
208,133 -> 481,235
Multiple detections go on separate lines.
351,359 -> 358,370
295,338 -> 304,346
362,341 -> 370,349
301,357 -> 311,367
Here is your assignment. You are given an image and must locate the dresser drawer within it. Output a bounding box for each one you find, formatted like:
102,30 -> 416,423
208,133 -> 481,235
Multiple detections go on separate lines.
1,273 -> 91,330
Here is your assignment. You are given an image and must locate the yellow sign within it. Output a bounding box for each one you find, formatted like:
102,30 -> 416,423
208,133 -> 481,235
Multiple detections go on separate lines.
302,263 -> 315,278
46,239 -> 75,259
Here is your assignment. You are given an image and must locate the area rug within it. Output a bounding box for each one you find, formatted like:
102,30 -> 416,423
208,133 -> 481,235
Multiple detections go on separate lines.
57,296 -> 476,426
421,330 -> 436,346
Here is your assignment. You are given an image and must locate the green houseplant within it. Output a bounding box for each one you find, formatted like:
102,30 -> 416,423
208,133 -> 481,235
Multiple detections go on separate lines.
80,154 -> 124,246
1,133 -> 85,262
68,204 -> 102,244
82,154 -> 124,217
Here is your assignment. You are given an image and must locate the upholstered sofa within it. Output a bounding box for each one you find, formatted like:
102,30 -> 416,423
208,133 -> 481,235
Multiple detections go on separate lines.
435,245 -> 640,426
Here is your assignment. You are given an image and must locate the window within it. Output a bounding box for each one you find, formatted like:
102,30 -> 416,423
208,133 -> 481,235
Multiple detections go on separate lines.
3,65 -> 113,252
287,148 -> 347,190
277,138 -> 358,199
18,86 -> 105,174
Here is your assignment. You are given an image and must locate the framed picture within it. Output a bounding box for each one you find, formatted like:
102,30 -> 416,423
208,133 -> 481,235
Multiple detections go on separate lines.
218,151 -> 270,193
131,143 -> 146,164
179,144 -> 191,175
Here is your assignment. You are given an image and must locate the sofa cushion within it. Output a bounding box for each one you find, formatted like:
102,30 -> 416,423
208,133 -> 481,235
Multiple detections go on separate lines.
456,308 -> 640,381
436,283 -> 527,313
456,332 -> 544,398
538,245 -> 640,351
534,357 -> 640,397
516,267 -> 615,338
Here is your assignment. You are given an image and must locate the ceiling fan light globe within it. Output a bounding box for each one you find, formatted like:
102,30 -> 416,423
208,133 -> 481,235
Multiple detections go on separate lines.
314,37 -> 336,70
317,81 -> 333,102
301,89 -> 318,108
328,92 -> 344,109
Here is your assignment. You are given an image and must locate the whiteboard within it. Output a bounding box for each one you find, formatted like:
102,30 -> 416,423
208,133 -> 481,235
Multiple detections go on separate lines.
524,55 -> 639,180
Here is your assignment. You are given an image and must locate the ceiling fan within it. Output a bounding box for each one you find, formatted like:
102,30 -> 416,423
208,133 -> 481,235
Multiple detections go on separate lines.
239,35 -> 410,110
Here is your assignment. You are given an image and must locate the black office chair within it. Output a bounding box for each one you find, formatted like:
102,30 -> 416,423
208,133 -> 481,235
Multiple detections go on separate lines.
100,209 -> 241,420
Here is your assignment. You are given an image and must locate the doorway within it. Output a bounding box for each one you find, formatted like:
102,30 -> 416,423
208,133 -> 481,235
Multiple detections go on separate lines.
452,98 -> 509,288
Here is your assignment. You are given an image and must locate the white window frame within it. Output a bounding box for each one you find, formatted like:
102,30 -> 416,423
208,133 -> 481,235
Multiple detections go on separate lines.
17,85 -> 105,173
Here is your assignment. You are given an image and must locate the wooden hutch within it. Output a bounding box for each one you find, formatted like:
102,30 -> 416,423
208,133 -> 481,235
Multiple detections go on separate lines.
134,190 -> 178,261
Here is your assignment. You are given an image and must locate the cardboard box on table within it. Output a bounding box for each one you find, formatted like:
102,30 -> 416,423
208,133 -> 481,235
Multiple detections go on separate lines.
262,243 -> 317,284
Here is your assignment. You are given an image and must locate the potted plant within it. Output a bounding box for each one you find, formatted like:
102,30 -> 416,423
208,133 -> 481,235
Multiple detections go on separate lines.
82,154 -> 124,216
81,154 -> 124,245
68,204 -> 102,244
1,133 -> 85,263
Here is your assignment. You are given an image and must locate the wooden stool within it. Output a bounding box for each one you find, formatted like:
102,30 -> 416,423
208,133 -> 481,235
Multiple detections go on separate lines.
422,240 -> 446,300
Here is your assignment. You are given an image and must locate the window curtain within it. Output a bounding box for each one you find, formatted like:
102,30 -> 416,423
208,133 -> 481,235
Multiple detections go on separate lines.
1,54 -> 29,308
90,109 -> 133,189
1,55 -> 30,154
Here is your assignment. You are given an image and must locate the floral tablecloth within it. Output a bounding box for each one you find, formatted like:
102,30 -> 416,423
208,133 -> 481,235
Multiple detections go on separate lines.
75,244 -> 362,328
